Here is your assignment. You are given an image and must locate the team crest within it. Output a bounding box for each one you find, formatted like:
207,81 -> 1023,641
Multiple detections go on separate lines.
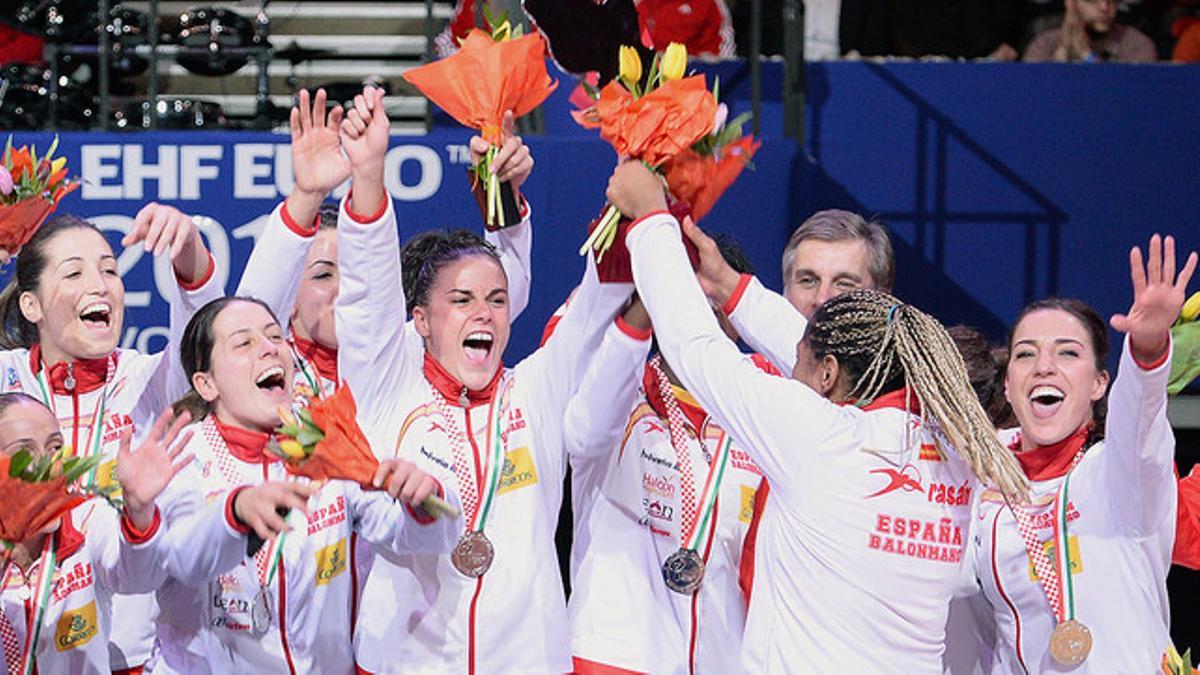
55,601 -> 98,651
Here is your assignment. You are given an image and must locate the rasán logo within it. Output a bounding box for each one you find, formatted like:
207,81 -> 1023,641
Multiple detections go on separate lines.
866,464 -> 924,499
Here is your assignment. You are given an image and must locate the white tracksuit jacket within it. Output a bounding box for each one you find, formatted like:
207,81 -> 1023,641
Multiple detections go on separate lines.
567,351 -> 766,675
336,196 -> 631,673
147,415 -> 461,674
627,211 -> 987,673
0,502 -> 165,674
970,339 -> 1176,673
0,256 -> 223,669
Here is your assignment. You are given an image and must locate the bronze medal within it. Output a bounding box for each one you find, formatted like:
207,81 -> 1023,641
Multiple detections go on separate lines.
451,530 -> 495,578
1048,619 -> 1092,666
661,547 -> 706,595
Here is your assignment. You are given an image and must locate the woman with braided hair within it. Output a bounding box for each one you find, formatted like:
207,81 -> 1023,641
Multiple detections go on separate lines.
605,160 -> 1028,672
967,235 -> 1195,672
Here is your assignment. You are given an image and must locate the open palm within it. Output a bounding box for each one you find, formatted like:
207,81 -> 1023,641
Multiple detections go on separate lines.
1111,234 -> 1198,358
117,410 -> 195,516
291,88 -> 351,195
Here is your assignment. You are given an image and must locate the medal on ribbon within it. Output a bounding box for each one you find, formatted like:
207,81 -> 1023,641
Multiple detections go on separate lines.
432,376 -> 512,578
1008,456 -> 1091,666
5,537 -> 58,675
35,355 -> 116,490
650,358 -> 732,595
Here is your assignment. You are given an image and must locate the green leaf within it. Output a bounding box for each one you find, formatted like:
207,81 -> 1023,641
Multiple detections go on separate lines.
9,449 -> 33,478
580,79 -> 600,101
61,455 -> 103,483
45,135 -> 59,161
1169,321 -> 1200,394
296,425 -> 325,448
3,136 -> 12,167
712,76 -> 720,103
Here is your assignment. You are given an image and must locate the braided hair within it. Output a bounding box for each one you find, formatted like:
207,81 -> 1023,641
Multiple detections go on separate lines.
806,290 -> 1028,502
400,230 -> 503,314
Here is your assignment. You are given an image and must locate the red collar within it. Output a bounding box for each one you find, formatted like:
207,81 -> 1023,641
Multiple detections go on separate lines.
642,362 -> 708,433
423,353 -> 502,407
857,387 -> 920,413
1011,423 -> 1091,482
55,513 -> 86,559
29,344 -> 114,395
213,415 -> 277,464
291,333 -> 338,384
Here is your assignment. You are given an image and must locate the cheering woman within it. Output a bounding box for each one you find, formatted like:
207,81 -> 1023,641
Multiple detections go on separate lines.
605,160 -> 1028,672
0,202 -> 220,672
147,295 -> 459,674
335,89 -> 633,673
970,235 -> 1195,671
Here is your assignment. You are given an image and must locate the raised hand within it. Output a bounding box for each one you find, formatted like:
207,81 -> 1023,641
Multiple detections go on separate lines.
120,202 -> 211,284
340,86 -> 391,218
233,481 -> 320,544
1110,234 -> 1198,364
605,159 -> 667,222
117,409 -> 195,531
469,111 -> 534,195
373,458 -> 439,508
291,88 -> 351,198
681,216 -> 742,308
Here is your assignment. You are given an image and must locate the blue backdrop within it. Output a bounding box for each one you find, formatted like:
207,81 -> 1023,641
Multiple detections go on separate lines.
8,62 -> 1200,371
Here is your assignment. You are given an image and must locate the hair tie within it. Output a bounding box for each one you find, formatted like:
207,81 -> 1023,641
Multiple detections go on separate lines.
886,303 -> 904,325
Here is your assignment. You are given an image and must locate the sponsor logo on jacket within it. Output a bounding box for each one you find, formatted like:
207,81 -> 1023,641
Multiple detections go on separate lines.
866,464 -> 971,506
502,408 -> 527,443
55,600 -> 98,651
739,484 -> 757,524
729,448 -> 762,475
642,498 -> 674,522
307,495 -> 347,535
498,447 -> 538,494
52,562 -> 94,604
640,448 -> 678,471
5,367 -> 21,390
315,538 -> 348,586
1028,535 -> 1083,580
643,472 -> 675,498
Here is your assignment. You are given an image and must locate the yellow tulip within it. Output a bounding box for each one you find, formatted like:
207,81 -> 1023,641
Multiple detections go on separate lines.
661,42 -> 687,81
1184,291 -> 1200,322
279,439 -> 307,460
51,157 -> 66,174
618,45 -> 642,88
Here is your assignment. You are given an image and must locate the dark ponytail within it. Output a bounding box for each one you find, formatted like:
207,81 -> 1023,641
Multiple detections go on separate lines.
0,215 -> 101,350
400,229 -> 502,314
172,296 -> 280,419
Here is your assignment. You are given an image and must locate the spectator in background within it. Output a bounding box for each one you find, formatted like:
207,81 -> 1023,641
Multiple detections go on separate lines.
1025,0 -> 1157,60
840,0 -> 1022,59
0,23 -> 44,64
637,0 -> 736,57
948,325 -> 1016,429
1173,16 -> 1200,59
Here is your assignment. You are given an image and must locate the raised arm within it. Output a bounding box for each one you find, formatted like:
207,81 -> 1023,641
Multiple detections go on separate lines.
562,299 -> 654,461
334,86 -> 417,427
132,203 -> 223,416
609,162 -> 847,495
471,114 -> 535,320
236,89 -> 350,326
1099,234 -> 1197,535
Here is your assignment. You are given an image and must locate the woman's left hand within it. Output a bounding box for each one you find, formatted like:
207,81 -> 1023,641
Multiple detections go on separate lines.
121,202 -> 211,283
117,409 -> 195,531
1110,234 -> 1198,364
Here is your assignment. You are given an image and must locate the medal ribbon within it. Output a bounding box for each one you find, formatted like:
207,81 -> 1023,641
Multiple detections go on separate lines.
35,355 -> 116,488
651,357 -> 733,552
431,375 -> 511,533
290,343 -> 323,400
1008,450 -> 1084,624
11,537 -> 57,675
204,418 -> 287,588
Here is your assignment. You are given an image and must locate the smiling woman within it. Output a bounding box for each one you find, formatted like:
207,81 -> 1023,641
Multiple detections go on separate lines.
969,235 -> 1197,672
0,204 -> 222,672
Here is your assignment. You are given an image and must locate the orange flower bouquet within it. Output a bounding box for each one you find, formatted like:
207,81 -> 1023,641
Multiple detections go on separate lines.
0,136 -> 79,254
0,449 -> 104,547
662,106 -> 760,223
1164,644 -> 1199,675
403,13 -> 557,229
271,386 -> 458,518
574,43 -> 717,259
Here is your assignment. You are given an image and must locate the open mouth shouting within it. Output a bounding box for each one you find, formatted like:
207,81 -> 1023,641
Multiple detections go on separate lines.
462,331 -> 495,366
79,302 -> 112,332
254,364 -> 288,397
1028,384 -> 1065,419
